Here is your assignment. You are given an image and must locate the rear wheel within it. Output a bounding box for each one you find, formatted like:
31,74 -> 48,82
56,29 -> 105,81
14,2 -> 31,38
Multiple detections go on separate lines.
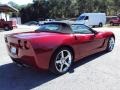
99,23 -> 103,27
4,26 -> 10,31
9,27 -> 13,30
110,22 -> 114,26
50,47 -> 73,75
106,37 -> 115,52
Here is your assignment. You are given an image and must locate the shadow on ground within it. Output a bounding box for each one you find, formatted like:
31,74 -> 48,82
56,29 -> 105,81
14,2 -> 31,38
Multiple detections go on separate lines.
70,51 -> 107,73
0,51 -> 107,90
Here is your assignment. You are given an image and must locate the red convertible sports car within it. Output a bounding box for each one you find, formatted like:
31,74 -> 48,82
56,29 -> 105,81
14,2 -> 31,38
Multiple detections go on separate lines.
5,22 -> 115,74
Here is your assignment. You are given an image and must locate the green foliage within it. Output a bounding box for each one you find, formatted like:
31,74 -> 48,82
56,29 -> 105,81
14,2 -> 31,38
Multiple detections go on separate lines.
18,0 -> 120,23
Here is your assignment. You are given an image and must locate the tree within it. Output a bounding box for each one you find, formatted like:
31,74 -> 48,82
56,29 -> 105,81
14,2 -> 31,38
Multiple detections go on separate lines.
19,0 -> 120,23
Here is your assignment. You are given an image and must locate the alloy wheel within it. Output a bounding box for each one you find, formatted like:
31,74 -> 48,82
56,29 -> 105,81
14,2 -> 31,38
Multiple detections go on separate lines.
55,50 -> 72,73
108,37 -> 115,51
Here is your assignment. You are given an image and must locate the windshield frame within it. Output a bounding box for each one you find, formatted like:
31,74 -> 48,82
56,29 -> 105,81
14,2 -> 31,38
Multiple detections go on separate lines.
77,16 -> 86,20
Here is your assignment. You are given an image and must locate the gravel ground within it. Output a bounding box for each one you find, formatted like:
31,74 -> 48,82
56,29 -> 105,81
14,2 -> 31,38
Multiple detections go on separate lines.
0,26 -> 120,90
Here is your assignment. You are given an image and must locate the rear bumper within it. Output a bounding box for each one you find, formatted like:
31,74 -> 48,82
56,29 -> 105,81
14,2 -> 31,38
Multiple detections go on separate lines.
5,36 -> 52,70
7,46 -> 51,70
7,44 -> 38,67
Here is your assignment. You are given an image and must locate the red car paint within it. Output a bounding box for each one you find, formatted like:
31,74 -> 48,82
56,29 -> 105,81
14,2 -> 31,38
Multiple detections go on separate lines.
5,24 -> 114,70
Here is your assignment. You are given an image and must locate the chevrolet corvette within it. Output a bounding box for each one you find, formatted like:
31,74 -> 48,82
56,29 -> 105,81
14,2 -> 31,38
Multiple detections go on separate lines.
5,22 -> 115,74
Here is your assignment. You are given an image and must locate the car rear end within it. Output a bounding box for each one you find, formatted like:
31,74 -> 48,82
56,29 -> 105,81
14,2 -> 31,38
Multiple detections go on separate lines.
4,34 -> 38,68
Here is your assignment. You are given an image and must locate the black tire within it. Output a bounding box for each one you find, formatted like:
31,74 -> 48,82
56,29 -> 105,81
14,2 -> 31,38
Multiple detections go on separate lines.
110,22 -> 114,26
9,27 -> 13,30
99,23 -> 103,27
49,47 -> 73,75
4,26 -> 10,31
106,37 -> 115,52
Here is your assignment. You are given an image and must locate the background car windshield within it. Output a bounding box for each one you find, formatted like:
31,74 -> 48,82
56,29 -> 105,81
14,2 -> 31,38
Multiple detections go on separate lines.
37,24 -> 60,31
77,16 -> 85,20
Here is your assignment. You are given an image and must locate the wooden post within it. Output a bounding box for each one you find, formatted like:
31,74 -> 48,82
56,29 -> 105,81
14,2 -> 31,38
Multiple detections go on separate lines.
5,12 -> 7,21
0,12 -> 2,19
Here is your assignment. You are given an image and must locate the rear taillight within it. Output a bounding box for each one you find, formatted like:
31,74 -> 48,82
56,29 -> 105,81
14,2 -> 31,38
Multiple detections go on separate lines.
24,41 -> 30,49
18,40 -> 30,49
18,40 -> 23,48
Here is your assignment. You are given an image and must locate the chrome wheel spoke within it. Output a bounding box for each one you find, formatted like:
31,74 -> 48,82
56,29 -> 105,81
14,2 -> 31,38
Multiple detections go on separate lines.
64,61 -> 70,67
60,64 -> 64,72
61,51 -> 64,58
64,55 -> 70,60
55,49 -> 72,73
63,65 -> 69,72
56,60 -> 61,64
109,38 -> 115,50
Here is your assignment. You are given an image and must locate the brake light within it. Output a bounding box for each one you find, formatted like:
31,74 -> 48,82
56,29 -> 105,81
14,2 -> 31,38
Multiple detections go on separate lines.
18,40 -> 23,48
24,41 -> 30,49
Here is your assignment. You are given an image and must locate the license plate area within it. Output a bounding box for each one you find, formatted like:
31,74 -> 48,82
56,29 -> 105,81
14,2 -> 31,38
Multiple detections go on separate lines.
10,46 -> 17,54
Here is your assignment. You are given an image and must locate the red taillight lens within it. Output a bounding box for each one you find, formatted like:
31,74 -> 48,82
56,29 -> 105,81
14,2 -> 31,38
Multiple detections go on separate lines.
18,40 -> 23,48
24,41 -> 30,49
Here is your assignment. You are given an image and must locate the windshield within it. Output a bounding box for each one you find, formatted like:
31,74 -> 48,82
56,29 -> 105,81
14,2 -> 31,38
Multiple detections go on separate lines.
77,16 -> 86,20
36,24 -> 61,32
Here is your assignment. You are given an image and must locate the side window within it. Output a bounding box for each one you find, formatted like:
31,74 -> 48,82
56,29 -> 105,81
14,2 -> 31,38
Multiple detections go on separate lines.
84,16 -> 89,20
71,25 -> 93,34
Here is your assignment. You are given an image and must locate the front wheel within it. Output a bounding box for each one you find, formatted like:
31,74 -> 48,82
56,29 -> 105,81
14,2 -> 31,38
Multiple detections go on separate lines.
110,22 -> 114,26
50,47 -> 73,75
106,37 -> 115,52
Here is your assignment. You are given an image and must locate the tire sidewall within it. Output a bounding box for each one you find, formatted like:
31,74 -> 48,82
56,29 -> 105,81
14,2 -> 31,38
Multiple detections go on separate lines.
4,26 -> 10,31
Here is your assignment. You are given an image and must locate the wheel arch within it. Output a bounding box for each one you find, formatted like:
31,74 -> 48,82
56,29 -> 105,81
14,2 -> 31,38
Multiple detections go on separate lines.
106,34 -> 115,44
109,34 -> 115,41
49,45 -> 75,68
4,24 -> 9,27
111,34 -> 115,40
58,45 -> 74,57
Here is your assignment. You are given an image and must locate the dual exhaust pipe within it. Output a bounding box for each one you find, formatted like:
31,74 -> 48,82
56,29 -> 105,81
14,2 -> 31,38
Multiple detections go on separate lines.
13,61 -> 30,68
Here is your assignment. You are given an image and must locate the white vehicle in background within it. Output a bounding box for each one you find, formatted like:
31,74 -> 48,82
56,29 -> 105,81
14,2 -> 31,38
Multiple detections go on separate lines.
75,13 -> 106,27
46,19 -> 55,22
39,19 -> 55,25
